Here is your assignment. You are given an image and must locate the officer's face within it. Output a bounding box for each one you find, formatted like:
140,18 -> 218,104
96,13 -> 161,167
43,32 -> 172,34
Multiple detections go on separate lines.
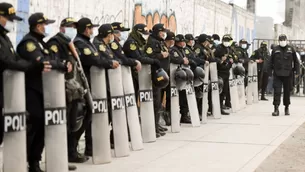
159,31 -> 167,40
85,26 -> 94,37
37,23 -> 47,35
0,15 -> 8,27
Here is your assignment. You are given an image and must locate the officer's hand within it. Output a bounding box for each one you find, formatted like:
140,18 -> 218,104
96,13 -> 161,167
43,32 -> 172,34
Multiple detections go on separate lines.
221,56 -> 227,61
135,60 -> 142,72
42,61 -> 52,72
162,51 -> 169,58
112,60 -> 120,69
183,57 -> 189,65
229,58 -> 233,63
67,62 -> 73,73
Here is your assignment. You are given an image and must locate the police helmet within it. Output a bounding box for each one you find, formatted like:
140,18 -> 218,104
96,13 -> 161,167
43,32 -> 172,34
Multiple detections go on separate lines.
182,67 -> 194,84
233,64 -> 245,76
218,77 -> 224,94
153,68 -> 169,88
174,66 -> 188,90
193,66 -> 205,87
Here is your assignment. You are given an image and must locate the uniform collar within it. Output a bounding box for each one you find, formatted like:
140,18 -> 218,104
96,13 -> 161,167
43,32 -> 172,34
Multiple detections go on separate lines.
0,24 -> 8,36
29,30 -> 45,41
76,33 -> 90,42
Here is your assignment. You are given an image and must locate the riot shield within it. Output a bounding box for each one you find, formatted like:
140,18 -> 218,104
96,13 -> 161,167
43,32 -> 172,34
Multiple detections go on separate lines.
229,67 -> 238,113
247,62 -> 254,105
3,70 -> 27,172
201,64 -> 209,124
240,76 -> 246,108
108,66 -> 130,157
42,71 -> 68,172
90,66 -> 111,164
252,63 -> 259,103
121,66 -> 143,151
138,64 -> 156,143
209,62 -> 221,119
170,64 -> 181,133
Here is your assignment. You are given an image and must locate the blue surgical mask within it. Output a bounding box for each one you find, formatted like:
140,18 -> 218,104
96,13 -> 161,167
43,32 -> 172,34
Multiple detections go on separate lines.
64,27 -> 77,41
44,25 -> 52,37
241,44 -> 247,49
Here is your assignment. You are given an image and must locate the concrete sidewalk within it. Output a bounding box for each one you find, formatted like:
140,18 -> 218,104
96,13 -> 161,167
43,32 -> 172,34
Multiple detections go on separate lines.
71,96 -> 305,172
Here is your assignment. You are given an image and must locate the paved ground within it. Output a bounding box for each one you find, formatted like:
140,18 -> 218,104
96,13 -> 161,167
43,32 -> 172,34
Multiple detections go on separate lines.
72,96 -> 305,172
1,95 -> 304,172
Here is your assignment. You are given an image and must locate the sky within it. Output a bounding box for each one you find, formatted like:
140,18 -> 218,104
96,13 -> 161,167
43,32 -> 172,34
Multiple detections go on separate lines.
221,0 -> 285,23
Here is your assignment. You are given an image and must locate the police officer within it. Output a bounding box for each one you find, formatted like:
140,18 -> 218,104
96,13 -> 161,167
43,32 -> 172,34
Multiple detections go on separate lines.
73,18 -> 117,156
47,17 -> 88,164
268,34 -> 299,116
212,34 -> 221,49
169,34 -> 192,123
235,39 -> 250,88
123,24 -> 160,118
214,34 -> 233,115
186,34 -> 207,67
185,34 -> 196,50
144,23 -> 169,136
17,12 -> 72,172
0,3 -> 51,147
111,22 -> 142,71
251,41 -> 270,100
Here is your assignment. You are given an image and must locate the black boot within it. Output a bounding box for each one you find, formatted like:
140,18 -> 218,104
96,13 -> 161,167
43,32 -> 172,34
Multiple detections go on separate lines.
285,106 -> 290,116
68,152 -> 88,163
69,164 -> 77,171
261,96 -> 268,101
221,109 -> 230,115
158,124 -> 168,132
162,111 -> 171,126
272,105 -> 279,116
156,128 -> 166,137
28,161 -> 43,172
180,115 -> 191,123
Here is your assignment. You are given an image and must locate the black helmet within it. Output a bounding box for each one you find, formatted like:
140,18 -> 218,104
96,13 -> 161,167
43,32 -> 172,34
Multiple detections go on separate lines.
193,67 -> 205,87
195,86 -> 203,98
153,68 -> 169,88
218,77 -> 224,94
233,64 -> 245,76
174,66 -> 188,90
182,67 -> 194,84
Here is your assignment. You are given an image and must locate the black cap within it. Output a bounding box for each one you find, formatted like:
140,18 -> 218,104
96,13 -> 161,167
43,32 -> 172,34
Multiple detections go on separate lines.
185,34 -> 195,41
98,24 -> 114,37
0,3 -> 22,21
207,35 -> 213,43
152,23 -> 166,33
279,34 -> 287,40
175,34 -> 185,42
198,34 -> 208,43
222,34 -> 232,41
165,31 -> 175,40
212,34 -> 220,41
77,18 -> 99,30
111,22 -> 130,31
239,39 -> 248,43
133,24 -> 150,35
60,17 -> 78,27
28,13 -> 55,26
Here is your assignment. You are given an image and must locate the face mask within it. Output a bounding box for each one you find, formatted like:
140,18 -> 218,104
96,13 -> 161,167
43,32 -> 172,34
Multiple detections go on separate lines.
4,20 -> 14,32
170,44 -> 174,48
279,41 -> 287,47
214,40 -> 220,45
64,27 -> 77,41
209,44 -> 213,48
223,42 -> 230,47
109,35 -> 114,43
301,52 -> 305,55
44,25 -> 52,37
191,41 -> 195,47
241,44 -> 247,49
162,33 -> 167,40
141,33 -> 149,40
119,40 -> 125,47
119,31 -> 129,42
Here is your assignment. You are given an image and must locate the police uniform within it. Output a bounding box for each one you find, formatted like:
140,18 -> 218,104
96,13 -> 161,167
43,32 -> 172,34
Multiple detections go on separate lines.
235,39 -> 250,75
144,23 -> 169,137
214,35 -> 233,114
169,34 -> 192,124
0,3 -> 44,145
17,13 -> 68,172
47,17 -> 88,164
268,34 -> 299,116
251,42 -> 271,100
73,18 -> 112,156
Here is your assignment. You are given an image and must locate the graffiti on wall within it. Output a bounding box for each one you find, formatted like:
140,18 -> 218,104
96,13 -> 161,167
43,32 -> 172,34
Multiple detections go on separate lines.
133,4 -> 177,32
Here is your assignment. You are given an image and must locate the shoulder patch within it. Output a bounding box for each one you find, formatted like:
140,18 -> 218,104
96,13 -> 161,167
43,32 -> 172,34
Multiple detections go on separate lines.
50,45 -> 58,53
99,44 -> 106,52
146,47 -> 153,54
121,50 -> 124,54
174,51 -> 179,57
185,49 -> 190,55
130,43 -> 137,51
83,48 -> 92,55
26,42 -> 36,52
195,48 -> 200,54
251,52 -> 255,56
44,49 -> 49,54
111,42 -> 118,50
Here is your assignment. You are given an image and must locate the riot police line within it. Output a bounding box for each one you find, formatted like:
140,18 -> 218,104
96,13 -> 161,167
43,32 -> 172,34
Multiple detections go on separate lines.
0,4 -> 264,172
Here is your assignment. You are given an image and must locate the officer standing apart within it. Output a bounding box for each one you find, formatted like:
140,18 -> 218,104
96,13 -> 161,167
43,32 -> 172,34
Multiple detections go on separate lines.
251,41 -> 271,100
47,17 -> 89,164
74,18 -> 117,156
0,3 -> 51,146
268,34 -> 299,116
144,23 -> 169,137
17,12 -> 72,172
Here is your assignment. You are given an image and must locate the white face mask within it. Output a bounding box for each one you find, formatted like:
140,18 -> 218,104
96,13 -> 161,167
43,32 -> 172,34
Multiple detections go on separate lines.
141,33 -> 149,40
191,41 -> 195,47
223,41 -> 230,47
64,27 -> 77,41
279,41 -> 287,47
214,40 -> 220,45
44,25 -> 52,37
209,44 -> 213,48
109,35 -> 114,43
119,31 -> 129,42
162,33 -> 167,40
241,44 -> 247,49
170,44 -> 174,48
4,20 -> 15,32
